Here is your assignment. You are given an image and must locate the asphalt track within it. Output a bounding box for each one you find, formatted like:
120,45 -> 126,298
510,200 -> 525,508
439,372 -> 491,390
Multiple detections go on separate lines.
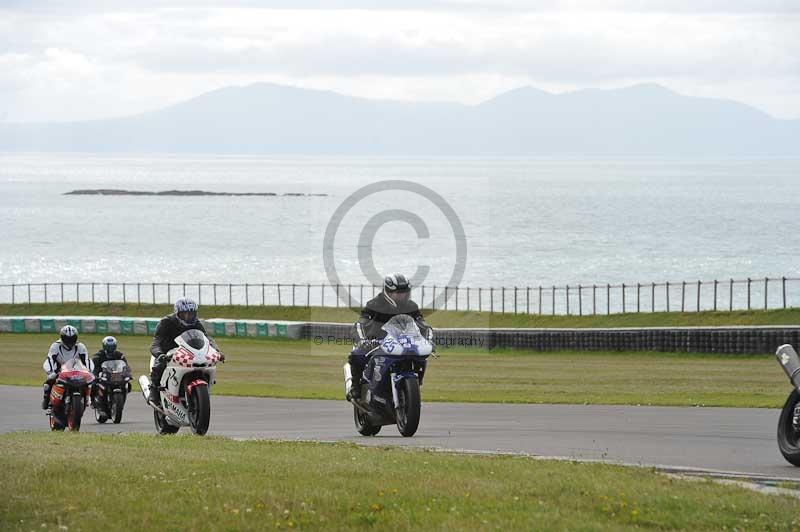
1,385 -> 798,481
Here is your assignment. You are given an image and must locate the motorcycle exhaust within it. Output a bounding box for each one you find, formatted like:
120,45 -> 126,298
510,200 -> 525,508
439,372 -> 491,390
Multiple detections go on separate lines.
776,344 -> 800,390
343,363 -> 353,396
138,375 -> 151,400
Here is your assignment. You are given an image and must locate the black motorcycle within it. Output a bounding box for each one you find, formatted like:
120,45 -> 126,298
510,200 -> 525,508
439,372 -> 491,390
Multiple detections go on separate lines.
93,359 -> 132,424
344,315 -> 433,437
775,344 -> 800,466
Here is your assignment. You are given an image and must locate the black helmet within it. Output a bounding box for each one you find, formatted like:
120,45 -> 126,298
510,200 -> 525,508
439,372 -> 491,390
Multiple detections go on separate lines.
60,325 -> 78,349
384,273 -> 411,304
102,336 -> 117,354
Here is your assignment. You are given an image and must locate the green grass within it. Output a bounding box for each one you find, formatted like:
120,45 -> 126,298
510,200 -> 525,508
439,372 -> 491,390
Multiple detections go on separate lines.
2,302 -> 800,328
0,433 -> 797,531
1,333 -> 790,407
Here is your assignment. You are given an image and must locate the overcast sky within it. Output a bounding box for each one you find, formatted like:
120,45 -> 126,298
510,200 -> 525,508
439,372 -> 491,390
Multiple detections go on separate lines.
1,1 -> 798,122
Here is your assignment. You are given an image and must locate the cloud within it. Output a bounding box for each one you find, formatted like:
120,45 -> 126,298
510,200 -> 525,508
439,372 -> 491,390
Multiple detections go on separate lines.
0,4 -> 797,121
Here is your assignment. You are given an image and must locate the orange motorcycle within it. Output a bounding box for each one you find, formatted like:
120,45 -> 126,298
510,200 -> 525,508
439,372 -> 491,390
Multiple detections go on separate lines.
48,358 -> 94,431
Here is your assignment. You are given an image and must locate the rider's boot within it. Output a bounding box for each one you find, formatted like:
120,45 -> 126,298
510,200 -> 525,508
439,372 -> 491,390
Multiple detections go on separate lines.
41,383 -> 51,410
346,380 -> 361,402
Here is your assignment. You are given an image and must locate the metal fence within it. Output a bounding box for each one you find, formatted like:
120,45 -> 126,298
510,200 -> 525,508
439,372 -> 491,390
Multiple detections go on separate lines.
1,276 -> 799,315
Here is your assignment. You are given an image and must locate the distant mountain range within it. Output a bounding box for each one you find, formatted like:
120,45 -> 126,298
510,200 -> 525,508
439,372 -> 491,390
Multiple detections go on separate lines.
2,83 -> 797,156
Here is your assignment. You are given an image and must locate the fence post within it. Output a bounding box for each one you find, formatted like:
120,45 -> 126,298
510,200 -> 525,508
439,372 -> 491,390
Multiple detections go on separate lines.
306,284 -> 310,308
666,282 -> 670,312
152,283 -> 155,305
539,286 -> 543,314
606,284 -> 610,314
478,287 -> 482,312
696,280 -> 701,312
501,287 -> 505,314
713,280 -> 718,311
278,283 -> 283,306
593,284 -> 597,315
432,286 -> 437,310
468,287 -> 471,311
514,286 -> 517,314
228,284 -> 232,306
422,285 -> 426,309
60,282 -> 64,303
245,283 -> 249,306
168,283 -> 171,303
182,283 -> 186,297
198,283 -> 201,306
651,283 -> 655,312
456,287 -> 460,311
783,277 -> 787,309
622,284 -> 625,314
680,281 -> 685,312
552,286 -> 556,316
10,284 -> 14,304
445,286 -> 449,310
729,279 -> 733,311
526,286 -> 530,314
490,287 -> 494,314
566,285 -> 570,315
121,283 -> 124,304
76,283 -> 79,304
636,283 -> 640,313
213,284 -> 217,306
578,284 -> 582,316
764,277 -> 768,310
747,277 -> 751,310
262,284 -> 265,306
137,283 -> 141,306
91,283 -> 95,303
292,284 -> 296,306
321,284 -> 325,307
360,285 -> 364,306
27,283 -> 31,303
44,283 -> 47,304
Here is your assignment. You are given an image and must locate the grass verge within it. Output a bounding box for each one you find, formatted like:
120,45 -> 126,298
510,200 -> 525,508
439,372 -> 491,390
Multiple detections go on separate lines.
1,333 -> 790,407
2,302 -> 800,328
1,433 -> 798,531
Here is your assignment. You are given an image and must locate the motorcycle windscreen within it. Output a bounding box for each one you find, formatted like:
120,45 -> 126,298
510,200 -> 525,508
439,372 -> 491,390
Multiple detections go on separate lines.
179,329 -> 207,350
101,360 -> 128,373
59,358 -> 94,385
61,357 -> 89,373
380,315 -> 432,355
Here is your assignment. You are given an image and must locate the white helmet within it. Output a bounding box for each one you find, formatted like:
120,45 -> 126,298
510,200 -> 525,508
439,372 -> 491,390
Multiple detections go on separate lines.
60,325 -> 78,348
174,297 -> 198,326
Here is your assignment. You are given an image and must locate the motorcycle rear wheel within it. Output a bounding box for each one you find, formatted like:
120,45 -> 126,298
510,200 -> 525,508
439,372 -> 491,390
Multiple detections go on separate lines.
354,405 -> 381,436
395,378 -> 421,437
153,410 -> 179,435
778,389 -> 800,466
188,385 -> 211,436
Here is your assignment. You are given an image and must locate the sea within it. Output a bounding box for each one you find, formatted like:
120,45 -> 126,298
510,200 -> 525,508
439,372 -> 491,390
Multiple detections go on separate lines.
2,153 -> 799,311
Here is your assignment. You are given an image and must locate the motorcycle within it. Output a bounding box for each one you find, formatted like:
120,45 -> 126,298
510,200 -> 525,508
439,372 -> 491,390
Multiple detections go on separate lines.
93,359 -> 132,424
138,330 -> 221,435
344,314 -> 433,437
775,344 -> 800,466
48,358 -> 94,431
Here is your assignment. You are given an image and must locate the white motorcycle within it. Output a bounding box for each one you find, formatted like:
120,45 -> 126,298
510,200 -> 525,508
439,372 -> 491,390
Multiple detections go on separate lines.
139,330 -> 222,435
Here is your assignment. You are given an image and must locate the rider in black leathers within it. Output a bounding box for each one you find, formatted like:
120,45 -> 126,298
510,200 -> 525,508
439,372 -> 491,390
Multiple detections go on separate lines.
347,273 -> 433,401
91,336 -> 127,404
147,298 -> 220,405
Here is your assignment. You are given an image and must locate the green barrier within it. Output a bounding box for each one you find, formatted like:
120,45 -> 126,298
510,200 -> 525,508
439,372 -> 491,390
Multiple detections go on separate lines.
96,320 -> 109,334
12,319 -> 25,333
213,322 -> 227,336
67,319 -> 82,332
235,322 -> 247,336
120,320 -> 134,334
256,323 -> 269,337
146,321 -> 158,335
276,323 -> 288,337
40,319 -> 56,333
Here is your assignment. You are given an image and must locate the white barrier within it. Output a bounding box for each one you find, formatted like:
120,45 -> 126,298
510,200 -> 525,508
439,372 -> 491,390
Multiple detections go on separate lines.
0,316 -> 304,339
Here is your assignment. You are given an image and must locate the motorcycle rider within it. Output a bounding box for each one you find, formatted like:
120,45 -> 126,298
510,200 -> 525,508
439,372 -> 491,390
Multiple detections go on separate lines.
91,336 -> 127,405
41,325 -> 93,410
147,297 -> 221,406
347,273 -> 433,401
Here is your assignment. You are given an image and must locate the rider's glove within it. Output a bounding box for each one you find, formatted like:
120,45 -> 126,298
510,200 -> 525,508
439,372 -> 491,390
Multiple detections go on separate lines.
218,353 -> 226,363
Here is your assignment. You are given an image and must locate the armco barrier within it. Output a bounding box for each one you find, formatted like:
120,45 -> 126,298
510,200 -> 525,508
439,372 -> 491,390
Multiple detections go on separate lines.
2,317 -> 799,354
0,316 -> 304,339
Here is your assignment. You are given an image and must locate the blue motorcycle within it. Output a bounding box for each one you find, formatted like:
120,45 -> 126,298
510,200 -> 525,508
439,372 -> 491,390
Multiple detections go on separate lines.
344,315 -> 433,437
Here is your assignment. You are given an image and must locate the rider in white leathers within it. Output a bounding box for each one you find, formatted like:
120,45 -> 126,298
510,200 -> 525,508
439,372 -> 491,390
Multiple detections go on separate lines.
41,325 -> 93,410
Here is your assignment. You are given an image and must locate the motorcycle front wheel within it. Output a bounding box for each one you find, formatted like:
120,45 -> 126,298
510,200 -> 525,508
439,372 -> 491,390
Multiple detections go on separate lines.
778,389 -> 800,466
188,385 -> 211,436
67,397 -> 83,432
111,393 -> 125,424
395,378 -> 421,437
